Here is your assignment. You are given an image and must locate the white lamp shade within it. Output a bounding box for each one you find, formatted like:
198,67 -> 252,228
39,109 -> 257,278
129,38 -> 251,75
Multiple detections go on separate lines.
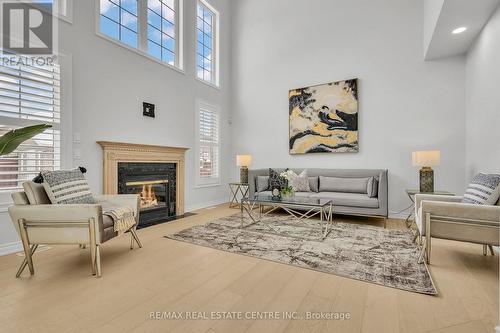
412,151 -> 440,167
236,155 -> 252,167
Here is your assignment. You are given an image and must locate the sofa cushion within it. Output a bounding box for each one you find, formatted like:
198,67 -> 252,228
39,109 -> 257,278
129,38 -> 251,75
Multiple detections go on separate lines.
309,176 -> 319,192
22,181 -> 51,205
310,192 -> 379,208
41,169 -> 95,204
367,177 -> 379,198
256,176 -> 269,192
462,173 -> 500,205
319,176 -> 370,194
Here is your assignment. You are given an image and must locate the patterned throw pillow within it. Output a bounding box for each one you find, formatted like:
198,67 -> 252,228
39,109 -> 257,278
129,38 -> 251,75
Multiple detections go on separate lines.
462,173 -> 500,205
42,169 -> 95,204
268,168 -> 286,191
289,170 -> 311,192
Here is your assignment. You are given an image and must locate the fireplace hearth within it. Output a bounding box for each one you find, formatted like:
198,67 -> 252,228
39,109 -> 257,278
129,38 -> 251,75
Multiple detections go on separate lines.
118,162 -> 176,228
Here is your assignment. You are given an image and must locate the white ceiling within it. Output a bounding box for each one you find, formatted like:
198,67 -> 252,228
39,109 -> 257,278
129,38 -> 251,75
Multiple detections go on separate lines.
424,0 -> 500,60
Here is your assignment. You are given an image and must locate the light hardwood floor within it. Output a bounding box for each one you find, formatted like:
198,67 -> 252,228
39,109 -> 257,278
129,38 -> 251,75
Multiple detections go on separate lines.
0,204 -> 497,333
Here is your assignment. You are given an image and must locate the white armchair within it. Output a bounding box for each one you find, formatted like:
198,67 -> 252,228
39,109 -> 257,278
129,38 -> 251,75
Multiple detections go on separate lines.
8,181 -> 142,278
415,194 -> 500,264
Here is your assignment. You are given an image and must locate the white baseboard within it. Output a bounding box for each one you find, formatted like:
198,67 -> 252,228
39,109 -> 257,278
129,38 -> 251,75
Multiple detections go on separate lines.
0,241 -> 22,256
496,325 -> 500,333
185,198 -> 228,213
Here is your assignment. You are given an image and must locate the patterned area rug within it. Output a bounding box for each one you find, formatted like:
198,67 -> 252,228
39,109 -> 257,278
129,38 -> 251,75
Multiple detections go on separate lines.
166,214 -> 437,295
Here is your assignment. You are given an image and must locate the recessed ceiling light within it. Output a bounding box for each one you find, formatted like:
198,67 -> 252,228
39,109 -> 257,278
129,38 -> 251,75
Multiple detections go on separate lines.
452,27 -> 467,34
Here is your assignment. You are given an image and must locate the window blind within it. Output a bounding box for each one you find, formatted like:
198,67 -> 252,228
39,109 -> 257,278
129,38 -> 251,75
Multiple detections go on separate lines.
0,58 -> 61,191
199,106 -> 219,180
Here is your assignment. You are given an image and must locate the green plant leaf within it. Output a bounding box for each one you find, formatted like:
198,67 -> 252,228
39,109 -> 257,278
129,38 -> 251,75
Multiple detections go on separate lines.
0,124 -> 53,156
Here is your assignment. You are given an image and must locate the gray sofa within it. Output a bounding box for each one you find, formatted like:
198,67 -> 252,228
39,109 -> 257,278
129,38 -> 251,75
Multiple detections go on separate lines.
248,168 -> 388,218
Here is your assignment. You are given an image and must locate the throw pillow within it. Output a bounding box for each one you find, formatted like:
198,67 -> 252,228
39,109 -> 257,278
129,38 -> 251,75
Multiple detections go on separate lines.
309,176 -> 319,193
319,176 -> 370,194
256,176 -> 269,192
367,177 -> 379,197
268,168 -> 286,191
42,168 -> 95,204
462,173 -> 500,205
289,170 -> 311,192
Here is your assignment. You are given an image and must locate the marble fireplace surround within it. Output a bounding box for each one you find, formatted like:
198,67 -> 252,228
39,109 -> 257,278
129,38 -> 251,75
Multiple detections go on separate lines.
97,141 -> 188,216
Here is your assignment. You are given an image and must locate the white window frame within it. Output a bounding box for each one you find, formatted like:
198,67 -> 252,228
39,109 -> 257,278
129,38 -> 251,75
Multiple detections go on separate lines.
0,53 -> 72,194
32,0 -> 74,24
58,0 -> 73,23
195,100 -> 220,187
95,0 -> 184,72
195,0 -> 219,88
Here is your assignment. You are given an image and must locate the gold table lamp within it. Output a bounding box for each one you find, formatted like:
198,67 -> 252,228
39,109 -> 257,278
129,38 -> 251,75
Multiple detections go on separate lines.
236,155 -> 252,184
412,151 -> 440,192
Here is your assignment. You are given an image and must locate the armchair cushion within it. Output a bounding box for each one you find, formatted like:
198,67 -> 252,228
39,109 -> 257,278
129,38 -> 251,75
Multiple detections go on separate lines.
22,181 -> 50,205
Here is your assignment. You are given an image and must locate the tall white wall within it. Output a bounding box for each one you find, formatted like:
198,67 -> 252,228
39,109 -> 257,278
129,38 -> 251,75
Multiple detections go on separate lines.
465,5 -> 500,180
230,0 -> 467,217
0,0 -> 233,254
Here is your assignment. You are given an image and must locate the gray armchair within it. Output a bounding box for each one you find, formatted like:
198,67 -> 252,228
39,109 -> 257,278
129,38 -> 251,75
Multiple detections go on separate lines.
415,194 -> 500,264
8,181 -> 142,278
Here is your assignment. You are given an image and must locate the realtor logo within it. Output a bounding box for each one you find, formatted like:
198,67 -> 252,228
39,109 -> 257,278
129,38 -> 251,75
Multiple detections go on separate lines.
2,1 -> 53,54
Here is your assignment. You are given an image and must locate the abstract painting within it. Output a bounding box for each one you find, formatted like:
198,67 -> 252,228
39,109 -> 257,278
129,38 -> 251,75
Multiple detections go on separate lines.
289,78 -> 358,154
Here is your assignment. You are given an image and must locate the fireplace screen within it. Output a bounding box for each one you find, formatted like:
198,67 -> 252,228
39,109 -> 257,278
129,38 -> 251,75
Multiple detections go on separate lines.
125,179 -> 170,213
117,162 -> 176,228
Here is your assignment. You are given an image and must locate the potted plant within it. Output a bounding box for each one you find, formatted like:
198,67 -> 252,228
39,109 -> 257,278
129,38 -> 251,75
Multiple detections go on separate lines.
279,170 -> 295,198
0,124 -> 52,156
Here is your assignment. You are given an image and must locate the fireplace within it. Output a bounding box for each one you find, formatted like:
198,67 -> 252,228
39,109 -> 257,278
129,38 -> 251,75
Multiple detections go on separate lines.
97,141 -> 188,228
118,162 -> 176,227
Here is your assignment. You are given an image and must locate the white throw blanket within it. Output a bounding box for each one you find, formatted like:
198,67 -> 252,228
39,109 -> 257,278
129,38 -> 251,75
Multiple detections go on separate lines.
103,206 -> 136,233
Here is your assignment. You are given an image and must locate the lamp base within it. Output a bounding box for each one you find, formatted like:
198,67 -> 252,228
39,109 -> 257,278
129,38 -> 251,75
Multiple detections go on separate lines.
419,167 -> 434,193
240,166 -> 248,184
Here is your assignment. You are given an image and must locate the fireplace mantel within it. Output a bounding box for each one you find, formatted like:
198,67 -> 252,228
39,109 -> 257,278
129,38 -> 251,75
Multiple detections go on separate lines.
97,141 -> 189,215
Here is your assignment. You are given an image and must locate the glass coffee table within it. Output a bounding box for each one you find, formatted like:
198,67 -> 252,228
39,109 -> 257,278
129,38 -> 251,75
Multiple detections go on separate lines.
240,195 -> 334,239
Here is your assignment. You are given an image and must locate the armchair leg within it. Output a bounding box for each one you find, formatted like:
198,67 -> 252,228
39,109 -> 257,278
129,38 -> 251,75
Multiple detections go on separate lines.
18,219 -> 34,276
79,244 -> 86,249
130,229 -> 142,248
425,213 -> 431,264
488,245 -> 495,256
95,244 -> 101,278
16,244 -> 38,278
483,244 -> 487,256
88,218 -> 97,276
418,238 -> 426,264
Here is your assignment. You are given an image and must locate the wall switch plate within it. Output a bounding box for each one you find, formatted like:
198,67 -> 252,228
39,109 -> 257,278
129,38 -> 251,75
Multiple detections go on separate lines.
143,102 -> 155,118
73,149 -> 81,160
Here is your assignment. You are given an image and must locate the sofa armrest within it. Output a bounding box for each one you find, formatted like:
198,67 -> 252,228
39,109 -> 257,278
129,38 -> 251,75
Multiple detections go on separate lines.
415,194 -> 462,211
421,200 -> 500,223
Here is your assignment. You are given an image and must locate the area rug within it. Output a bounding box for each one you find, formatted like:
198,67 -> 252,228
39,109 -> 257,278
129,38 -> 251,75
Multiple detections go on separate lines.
166,214 -> 437,295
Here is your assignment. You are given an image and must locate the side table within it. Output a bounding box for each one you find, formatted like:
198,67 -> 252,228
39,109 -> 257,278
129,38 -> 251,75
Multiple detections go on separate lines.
405,189 -> 454,229
229,183 -> 249,208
